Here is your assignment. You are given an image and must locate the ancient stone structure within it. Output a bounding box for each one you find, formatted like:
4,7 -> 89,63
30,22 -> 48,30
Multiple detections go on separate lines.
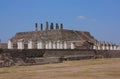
0,22 -> 119,50
0,49 -> 120,67
0,21 -> 120,67
93,41 -> 120,50
7,22 -> 97,50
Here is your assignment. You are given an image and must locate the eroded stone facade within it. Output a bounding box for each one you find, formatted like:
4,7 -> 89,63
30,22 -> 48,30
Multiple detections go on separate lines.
7,22 -> 96,49
7,22 -> 120,50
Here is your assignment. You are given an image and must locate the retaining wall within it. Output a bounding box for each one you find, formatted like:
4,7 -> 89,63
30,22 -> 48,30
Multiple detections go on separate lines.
0,49 -> 120,67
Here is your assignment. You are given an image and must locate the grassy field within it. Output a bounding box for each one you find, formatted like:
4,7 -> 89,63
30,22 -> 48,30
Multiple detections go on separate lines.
0,58 -> 120,79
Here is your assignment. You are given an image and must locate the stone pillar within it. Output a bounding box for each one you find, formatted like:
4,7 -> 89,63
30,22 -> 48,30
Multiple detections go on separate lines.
45,41 -> 49,49
17,39 -> 24,49
113,45 -> 117,50
106,43 -> 109,50
46,22 -> 49,30
57,41 -> 60,49
28,40 -> 33,49
40,23 -> 43,31
35,23 -> 38,32
8,40 -> 13,49
52,41 -> 56,49
97,42 -> 101,50
37,41 -> 44,49
110,44 -> 113,50
37,41 -> 40,49
48,41 -> 52,49
105,45 -> 108,50
56,23 -> 59,30
71,42 -> 75,49
102,43 -> 105,50
60,23 -> 63,30
59,41 -> 63,49
50,23 -> 54,30
63,41 -> 67,49
108,43 -> 111,50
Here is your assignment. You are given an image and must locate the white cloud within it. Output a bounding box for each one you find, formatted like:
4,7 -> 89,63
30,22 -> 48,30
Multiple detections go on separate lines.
77,16 -> 87,20
77,16 -> 96,22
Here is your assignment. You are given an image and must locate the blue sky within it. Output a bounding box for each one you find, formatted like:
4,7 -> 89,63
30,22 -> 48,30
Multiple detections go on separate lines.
0,0 -> 120,44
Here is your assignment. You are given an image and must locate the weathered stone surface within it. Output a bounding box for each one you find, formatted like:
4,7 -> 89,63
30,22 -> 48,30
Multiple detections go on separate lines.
9,29 -> 95,49
0,49 -> 120,67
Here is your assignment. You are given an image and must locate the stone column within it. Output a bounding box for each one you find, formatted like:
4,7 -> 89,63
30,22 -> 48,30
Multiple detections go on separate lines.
17,42 -> 20,49
113,45 -> 117,50
106,43 -> 109,50
17,39 -> 24,49
97,42 -> 101,50
8,40 -> 13,49
57,41 -> 60,49
37,41 -> 44,49
102,43 -> 105,50
60,23 -> 63,30
56,23 -> 59,30
59,41 -> 63,49
40,23 -> 43,31
97,46 -> 101,50
35,23 -> 38,32
50,23 -> 54,30
46,22 -> 49,31
63,41 -> 67,49
28,40 -> 33,49
110,44 -> 113,50
52,41 -> 56,49
37,41 -> 40,49
48,41 -> 52,49
71,42 -> 75,49
45,41 -> 49,49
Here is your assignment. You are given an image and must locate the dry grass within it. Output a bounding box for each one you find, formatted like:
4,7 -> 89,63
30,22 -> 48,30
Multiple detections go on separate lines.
0,58 -> 120,79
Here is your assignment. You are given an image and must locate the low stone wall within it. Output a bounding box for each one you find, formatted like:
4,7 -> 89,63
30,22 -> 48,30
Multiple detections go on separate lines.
25,57 -> 63,65
44,49 -> 95,57
95,50 -> 120,58
0,49 -> 45,58
0,49 -> 120,67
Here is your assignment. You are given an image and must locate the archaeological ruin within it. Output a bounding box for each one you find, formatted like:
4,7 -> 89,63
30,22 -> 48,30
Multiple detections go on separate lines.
0,21 -> 120,67
7,22 -> 120,50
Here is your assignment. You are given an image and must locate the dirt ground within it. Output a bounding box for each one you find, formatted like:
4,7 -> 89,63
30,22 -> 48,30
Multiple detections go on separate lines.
0,58 -> 120,79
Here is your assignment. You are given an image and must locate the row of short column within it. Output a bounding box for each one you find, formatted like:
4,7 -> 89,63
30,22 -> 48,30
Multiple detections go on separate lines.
27,40 -> 69,49
93,42 -> 120,50
37,41 -> 68,49
8,40 -> 75,49
8,40 -> 25,49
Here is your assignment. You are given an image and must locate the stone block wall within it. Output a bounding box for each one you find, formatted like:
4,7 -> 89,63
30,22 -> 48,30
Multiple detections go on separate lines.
0,49 -> 120,67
